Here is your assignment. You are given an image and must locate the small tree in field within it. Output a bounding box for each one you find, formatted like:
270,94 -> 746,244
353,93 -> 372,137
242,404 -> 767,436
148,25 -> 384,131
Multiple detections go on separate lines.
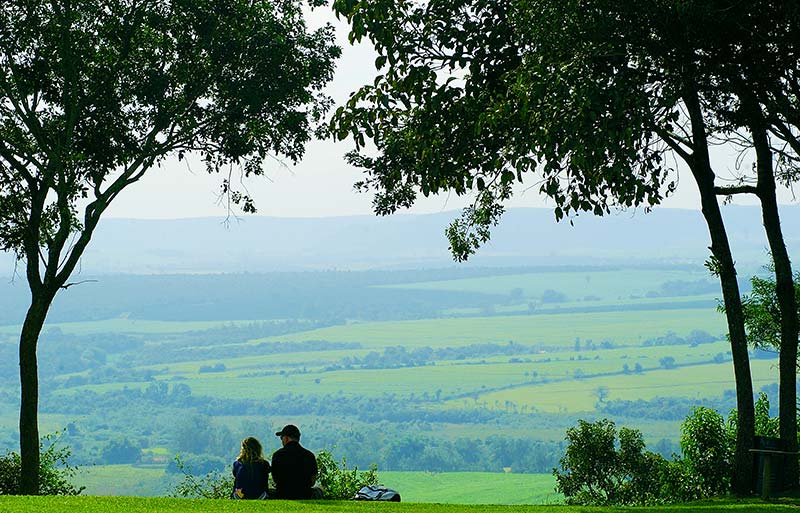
0,0 -> 339,494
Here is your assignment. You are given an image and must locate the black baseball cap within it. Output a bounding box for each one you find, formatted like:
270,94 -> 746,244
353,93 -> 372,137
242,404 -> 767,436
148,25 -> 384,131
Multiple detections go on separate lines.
275,424 -> 301,438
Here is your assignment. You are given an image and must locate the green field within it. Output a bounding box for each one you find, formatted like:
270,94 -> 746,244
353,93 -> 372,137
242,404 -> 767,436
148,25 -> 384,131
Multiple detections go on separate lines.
77,465 -> 560,504
250,308 -> 726,348
379,471 -> 562,505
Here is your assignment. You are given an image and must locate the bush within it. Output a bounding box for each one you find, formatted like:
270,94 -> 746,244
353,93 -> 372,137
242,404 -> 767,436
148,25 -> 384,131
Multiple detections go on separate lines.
679,406 -> 732,498
553,419 -> 666,506
170,455 -> 233,499
316,450 -> 378,500
0,433 -> 84,495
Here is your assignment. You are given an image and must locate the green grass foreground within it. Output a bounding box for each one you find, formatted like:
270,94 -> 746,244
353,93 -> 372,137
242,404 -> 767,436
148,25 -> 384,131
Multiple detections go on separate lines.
2,496 -> 800,513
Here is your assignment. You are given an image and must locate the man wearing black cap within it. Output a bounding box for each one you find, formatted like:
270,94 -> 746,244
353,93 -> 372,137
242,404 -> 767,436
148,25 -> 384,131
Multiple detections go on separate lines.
271,424 -> 322,499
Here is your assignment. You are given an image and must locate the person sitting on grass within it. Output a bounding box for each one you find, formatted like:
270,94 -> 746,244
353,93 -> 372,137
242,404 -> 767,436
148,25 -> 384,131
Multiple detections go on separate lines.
271,424 -> 323,499
231,436 -> 271,499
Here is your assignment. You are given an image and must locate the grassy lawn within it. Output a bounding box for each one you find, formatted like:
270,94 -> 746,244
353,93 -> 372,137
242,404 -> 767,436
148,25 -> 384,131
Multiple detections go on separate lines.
379,471 -> 562,505
2,496 -> 800,513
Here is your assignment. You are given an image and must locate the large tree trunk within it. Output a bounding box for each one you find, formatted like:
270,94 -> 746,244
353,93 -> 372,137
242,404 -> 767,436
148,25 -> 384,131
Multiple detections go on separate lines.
19,294 -> 52,495
752,123 -> 799,490
693,169 -> 755,495
684,90 -> 755,495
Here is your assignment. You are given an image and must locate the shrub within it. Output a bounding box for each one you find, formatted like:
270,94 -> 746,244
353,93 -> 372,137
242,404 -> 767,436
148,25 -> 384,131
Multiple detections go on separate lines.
170,455 -> 233,499
0,433 -> 84,495
754,392 -> 779,437
316,450 -> 378,500
679,406 -> 732,498
553,419 -> 666,506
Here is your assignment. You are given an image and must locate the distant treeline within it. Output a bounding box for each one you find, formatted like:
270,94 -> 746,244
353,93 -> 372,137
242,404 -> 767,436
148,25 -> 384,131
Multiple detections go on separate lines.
36,381 -> 579,473
0,321 -> 350,383
0,264 -> 730,326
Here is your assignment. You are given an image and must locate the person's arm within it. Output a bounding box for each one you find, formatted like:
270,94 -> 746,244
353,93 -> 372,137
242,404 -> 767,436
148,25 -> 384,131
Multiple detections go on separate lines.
271,452 -> 283,489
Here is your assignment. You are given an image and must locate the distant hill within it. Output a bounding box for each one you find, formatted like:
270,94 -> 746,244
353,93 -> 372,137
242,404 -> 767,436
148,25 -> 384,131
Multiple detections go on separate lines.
0,205 -> 797,274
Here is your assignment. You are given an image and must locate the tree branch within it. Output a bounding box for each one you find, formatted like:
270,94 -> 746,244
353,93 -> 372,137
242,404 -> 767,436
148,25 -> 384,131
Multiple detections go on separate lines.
653,126 -> 693,164
714,185 -> 758,196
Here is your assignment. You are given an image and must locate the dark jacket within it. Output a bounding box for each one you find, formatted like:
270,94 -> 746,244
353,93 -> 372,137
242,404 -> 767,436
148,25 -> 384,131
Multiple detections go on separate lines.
271,441 -> 318,499
231,459 -> 270,499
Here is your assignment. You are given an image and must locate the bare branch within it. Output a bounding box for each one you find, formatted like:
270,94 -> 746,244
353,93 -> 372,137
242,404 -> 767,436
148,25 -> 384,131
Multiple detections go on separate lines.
60,279 -> 98,290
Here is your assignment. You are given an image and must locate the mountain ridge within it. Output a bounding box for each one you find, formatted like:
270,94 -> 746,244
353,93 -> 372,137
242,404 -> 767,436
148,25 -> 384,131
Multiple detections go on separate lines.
0,205 -> 797,274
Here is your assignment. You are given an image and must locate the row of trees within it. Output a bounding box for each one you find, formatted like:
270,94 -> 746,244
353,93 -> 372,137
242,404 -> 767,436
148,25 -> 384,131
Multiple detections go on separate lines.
1,0 -> 798,495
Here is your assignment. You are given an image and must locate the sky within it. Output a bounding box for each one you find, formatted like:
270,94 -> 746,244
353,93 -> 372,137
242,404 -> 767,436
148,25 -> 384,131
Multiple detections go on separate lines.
103,4 -> 794,220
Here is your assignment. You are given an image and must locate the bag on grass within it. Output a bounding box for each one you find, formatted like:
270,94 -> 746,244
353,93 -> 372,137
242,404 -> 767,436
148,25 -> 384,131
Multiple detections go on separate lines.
352,485 -> 401,502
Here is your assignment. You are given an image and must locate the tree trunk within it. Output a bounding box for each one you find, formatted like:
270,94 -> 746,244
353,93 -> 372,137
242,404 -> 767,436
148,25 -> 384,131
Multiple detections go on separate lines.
692,170 -> 755,494
683,88 -> 755,495
752,124 -> 799,489
18,294 -> 53,495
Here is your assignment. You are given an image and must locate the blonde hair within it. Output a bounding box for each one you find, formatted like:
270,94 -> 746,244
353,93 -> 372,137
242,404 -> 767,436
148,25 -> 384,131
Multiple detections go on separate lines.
237,436 -> 264,463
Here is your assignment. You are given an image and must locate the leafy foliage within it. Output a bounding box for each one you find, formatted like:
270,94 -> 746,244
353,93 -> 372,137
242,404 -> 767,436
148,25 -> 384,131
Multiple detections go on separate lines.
678,407 -> 733,499
316,450 -> 378,500
740,272 -> 800,355
553,419 -> 666,506
556,407 -> 747,506
754,393 -> 780,439
170,455 -> 232,500
330,0 -> 679,261
0,433 -> 83,496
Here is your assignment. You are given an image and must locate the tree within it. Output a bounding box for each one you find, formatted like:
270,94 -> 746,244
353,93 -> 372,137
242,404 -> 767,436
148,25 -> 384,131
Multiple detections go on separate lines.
690,1 -> 800,485
0,0 -> 339,494
331,0 -> 764,493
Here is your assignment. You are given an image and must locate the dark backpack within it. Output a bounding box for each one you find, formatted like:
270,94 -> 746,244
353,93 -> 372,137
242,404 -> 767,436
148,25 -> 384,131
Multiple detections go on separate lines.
353,485 -> 401,502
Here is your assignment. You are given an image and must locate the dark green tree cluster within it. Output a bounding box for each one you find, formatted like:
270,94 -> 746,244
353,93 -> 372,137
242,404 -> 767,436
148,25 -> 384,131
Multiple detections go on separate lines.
557,395 -> 783,505
555,408 -> 729,505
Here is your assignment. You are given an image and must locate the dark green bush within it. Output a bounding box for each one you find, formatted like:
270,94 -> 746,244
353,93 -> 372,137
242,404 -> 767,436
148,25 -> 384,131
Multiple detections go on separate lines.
679,406 -> 732,499
0,433 -> 83,495
316,450 -> 378,500
553,418 -> 666,506
555,407 -> 740,506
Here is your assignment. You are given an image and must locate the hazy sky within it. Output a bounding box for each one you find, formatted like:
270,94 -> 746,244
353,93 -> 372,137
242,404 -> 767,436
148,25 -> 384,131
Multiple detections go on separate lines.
104,5 -> 793,220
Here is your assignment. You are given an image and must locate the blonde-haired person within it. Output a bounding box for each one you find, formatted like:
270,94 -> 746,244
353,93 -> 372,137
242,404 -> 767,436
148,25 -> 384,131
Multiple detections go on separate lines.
231,437 -> 271,499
